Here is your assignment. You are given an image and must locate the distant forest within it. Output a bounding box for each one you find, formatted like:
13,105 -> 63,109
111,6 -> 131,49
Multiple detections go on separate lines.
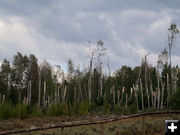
0,23 -> 179,119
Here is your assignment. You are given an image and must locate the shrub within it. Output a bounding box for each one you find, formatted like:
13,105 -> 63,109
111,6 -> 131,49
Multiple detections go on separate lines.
78,102 -> 89,115
29,106 -> 43,118
114,104 -> 121,114
170,87 -> 180,110
61,103 -> 69,115
0,103 -> 14,119
70,102 -> 78,115
47,103 -> 62,116
14,104 -> 28,119
103,101 -> 111,114
129,104 -> 137,114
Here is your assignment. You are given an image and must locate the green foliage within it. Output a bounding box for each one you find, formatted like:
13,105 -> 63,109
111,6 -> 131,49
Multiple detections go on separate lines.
1,48 -> 180,120
113,104 -> 137,115
70,102 -> 78,115
47,103 -> 62,116
170,87 -> 180,110
8,87 -> 18,105
78,102 -> 89,115
0,103 -> 14,119
61,103 -> 69,115
14,104 -> 28,119
114,104 -> 121,114
128,104 -> 138,114
29,106 -> 43,118
103,101 -> 111,114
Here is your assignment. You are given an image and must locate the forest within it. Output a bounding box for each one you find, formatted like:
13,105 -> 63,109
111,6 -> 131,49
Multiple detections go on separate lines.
0,23 -> 180,119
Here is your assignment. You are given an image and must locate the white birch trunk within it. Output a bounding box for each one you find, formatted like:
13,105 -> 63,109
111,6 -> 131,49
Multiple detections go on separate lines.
100,62 -> 103,98
63,85 -> 67,102
2,95 -> 5,104
145,57 -> 149,109
88,60 -> 92,103
74,87 -> 76,102
154,91 -> 157,108
120,87 -> 124,106
29,80 -> 32,105
38,71 -> 41,107
160,79 -> 165,110
157,71 -> 160,111
133,84 -> 139,111
57,86 -> 60,103
167,73 -> 170,107
117,90 -> 120,104
140,79 -> 144,110
43,81 -> 46,106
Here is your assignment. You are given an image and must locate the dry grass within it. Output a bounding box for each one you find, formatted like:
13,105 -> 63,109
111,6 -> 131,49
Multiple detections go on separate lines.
1,114 -> 180,135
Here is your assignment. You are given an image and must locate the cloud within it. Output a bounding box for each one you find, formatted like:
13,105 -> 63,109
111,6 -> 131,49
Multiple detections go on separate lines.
0,0 -> 180,72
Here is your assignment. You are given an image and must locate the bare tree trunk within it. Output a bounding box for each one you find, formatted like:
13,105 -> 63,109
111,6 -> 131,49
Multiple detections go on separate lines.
54,82 -> 57,103
27,82 -> 29,105
151,91 -> 154,108
107,56 -> 111,76
74,87 -> 76,102
63,85 -> 67,102
57,86 -> 60,103
7,73 -> 11,92
149,76 -> 153,108
166,73 -> 170,107
157,71 -> 160,111
100,62 -> 103,98
120,87 -> 124,106
154,90 -> 157,108
43,81 -> 46,106
145,57 -> 149,109
2,95 -> 5,104
88,60 -> 92,103
160,79 -> 165,110
79,78 -> 82,102
125,93 -> 128,108
133,84 -> 139,111
29,80 -> 32,105
140,79 -> 144,110
112,85 -> 115,105
172,68 -> 178,94
38,71 -> 41,107
117,90 -> 120,104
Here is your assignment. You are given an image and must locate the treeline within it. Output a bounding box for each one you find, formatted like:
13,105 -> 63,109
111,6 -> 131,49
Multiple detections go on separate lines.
0,24 -> 180,119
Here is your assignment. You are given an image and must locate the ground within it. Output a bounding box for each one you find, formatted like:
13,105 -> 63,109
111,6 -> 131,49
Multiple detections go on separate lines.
0,114 -> 180,135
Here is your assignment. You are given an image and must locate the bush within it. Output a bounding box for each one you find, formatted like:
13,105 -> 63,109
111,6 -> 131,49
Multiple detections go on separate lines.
78,102 -> 89,115
114,104 -> 121,114
0,103 -> 14,119
70,102 -> 78,115
122,104 -> 137,115
14,104 -> 28,119
170,87 -> 180,110
103,101 -> 111,114
47,103 -> 62,116
61,103 -> 69,115
29,106 -> 43,118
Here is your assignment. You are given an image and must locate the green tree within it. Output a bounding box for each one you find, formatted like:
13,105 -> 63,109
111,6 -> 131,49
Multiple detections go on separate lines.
0,59 -> 11,95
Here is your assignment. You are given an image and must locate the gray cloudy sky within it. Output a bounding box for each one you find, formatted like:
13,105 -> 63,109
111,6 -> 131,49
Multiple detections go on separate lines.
0,0 -> 180,71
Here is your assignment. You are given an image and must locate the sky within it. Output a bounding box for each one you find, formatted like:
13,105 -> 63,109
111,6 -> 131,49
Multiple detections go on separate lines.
0,0 -> 180,72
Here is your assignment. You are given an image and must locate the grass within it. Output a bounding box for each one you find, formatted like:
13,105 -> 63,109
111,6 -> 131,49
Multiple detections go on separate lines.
11,113 -> 180,135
